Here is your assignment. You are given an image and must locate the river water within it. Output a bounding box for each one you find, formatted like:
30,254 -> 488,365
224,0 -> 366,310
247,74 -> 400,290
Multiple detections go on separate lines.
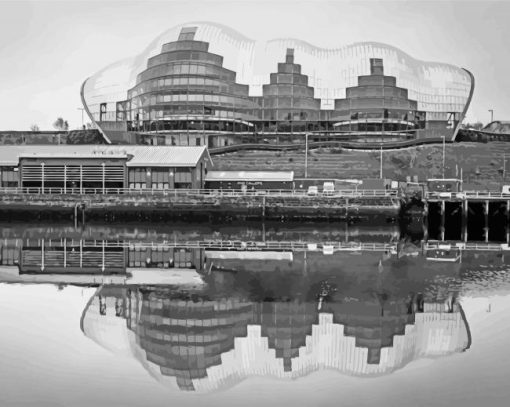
1,219 -> 509,407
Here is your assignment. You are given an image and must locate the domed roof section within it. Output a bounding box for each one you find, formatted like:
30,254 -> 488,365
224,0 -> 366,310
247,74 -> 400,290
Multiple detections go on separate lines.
83,21 -> 473,112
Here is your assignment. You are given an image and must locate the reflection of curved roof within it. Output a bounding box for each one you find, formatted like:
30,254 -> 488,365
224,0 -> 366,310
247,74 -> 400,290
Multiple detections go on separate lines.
81,287 -> 470,393
83,21 -> 473,114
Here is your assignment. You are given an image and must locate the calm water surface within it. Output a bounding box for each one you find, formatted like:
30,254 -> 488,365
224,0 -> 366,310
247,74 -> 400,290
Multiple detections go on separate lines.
1,220 -> 510,407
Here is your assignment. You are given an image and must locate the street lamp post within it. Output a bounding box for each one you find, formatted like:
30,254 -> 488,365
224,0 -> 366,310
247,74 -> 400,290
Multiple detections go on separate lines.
503,153 -> 506,180
379,144 -> 383,179
77,107 -> 85,128
442,135 -> 446,179
305,133 -> 309,178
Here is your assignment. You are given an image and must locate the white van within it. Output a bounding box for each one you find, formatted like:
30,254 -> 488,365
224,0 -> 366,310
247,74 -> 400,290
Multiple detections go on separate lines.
323,182 -> 335,196
307,186 -> 318,196
502,185 -> 510,195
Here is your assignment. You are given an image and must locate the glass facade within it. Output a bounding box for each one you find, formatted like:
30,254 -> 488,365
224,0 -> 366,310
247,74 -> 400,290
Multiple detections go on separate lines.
82,23 -> 474,143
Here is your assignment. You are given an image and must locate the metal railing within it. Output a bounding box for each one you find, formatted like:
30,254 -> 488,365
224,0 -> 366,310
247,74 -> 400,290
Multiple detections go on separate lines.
425,241 -> 509,251
426,190 -> 510,199
30,238 -> 398,253
0,186 -> 398,199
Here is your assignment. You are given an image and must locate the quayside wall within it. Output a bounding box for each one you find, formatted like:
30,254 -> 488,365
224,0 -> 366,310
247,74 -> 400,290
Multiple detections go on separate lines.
0,191 -> 400,221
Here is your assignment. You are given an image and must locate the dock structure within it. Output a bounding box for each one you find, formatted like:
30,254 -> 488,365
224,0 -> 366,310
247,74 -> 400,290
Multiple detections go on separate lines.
0,145 -> 401,220
424,190 -> 510,244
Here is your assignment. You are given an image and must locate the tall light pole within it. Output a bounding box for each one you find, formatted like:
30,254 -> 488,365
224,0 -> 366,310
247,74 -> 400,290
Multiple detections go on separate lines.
305,133 -> 309,178
379,144 -> 383,179
503,153 -> 506,180
489,109 -> 494,123
442,135 -> 446,179
77,107 -> 85,128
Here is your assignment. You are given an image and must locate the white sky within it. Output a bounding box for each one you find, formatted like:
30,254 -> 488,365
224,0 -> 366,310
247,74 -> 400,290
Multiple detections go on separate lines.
0,0 -> 509,130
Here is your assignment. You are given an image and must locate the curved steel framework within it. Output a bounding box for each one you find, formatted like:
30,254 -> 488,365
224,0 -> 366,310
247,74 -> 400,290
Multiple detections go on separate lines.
82,22 -> 474,144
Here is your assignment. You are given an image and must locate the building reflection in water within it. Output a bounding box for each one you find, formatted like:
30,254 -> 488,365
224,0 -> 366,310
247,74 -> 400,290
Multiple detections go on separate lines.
0,224 -> 482,393
81,275 -> 470,393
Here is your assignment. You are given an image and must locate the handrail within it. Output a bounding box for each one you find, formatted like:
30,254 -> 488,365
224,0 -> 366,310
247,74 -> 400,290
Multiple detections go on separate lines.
21,238 -> 398,252
0,186 -> 399,198
426,190 -> 510,199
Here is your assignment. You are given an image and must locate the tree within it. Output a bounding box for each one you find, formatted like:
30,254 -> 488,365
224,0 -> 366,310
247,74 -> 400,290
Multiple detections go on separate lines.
30,124 -> 40,131
53,117 -> 69,131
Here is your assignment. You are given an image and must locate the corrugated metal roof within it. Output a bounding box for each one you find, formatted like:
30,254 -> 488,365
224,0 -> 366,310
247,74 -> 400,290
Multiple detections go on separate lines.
123,146 -> 207,167
0,145 -> 209,167
205,171 -> 294,182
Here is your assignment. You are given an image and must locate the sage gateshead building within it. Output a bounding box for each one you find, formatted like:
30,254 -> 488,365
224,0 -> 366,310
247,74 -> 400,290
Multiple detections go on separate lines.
81,22 -> 474,146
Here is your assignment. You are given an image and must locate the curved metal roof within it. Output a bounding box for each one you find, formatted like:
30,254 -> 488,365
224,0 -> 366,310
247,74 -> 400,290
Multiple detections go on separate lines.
82,21 -> 473,115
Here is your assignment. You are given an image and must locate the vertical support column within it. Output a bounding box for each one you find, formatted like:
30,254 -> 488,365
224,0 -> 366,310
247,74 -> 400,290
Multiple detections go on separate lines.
79,239 -> 83,269
485,200 -> 489,243
345,197 -> 349,219
102,163 -> 105,194
74,204 -> 78,228
262,195 -> 266,218
41,162 -> 45,193
101,240 -> 105,272
423,200 -> 429,242
81,204 -> 86,226
462,199 -> 468,242
79,165 -> 83,194
64,164 -> 67,194
440,200 -> 446,241
41,238 -> 45,271
63,238 -> 67,268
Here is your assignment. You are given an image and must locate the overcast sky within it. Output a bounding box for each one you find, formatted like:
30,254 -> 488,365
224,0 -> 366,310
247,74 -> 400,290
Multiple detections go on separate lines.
0,0 -> 508,130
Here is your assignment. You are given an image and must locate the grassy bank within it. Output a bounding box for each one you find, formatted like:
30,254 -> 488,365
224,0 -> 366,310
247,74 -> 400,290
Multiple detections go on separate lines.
212,142 -> 510,190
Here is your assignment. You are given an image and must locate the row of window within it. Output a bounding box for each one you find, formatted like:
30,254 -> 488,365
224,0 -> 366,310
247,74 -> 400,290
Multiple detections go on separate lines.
262,84 -> 316,98
129,119 -> 425,133
277,63 -> 302,75
346,87 -> 410,98
137,62 -> 236,84
132,106 -> 426,122
130,76 -> 249,99
335,98 -> 417,110
161,40 -> 209,53
269,73 -> 310,86
147,50 -> 223,68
